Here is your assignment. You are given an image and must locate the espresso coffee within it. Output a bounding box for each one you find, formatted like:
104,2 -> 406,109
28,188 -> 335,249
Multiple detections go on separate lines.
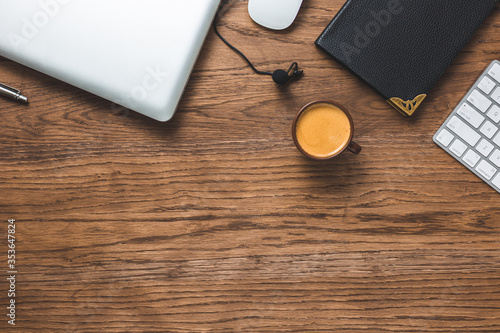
295,102 -> 352,158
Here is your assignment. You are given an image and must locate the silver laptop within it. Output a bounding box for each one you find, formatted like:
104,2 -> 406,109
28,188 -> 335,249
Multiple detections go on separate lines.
0,0 -> 220,121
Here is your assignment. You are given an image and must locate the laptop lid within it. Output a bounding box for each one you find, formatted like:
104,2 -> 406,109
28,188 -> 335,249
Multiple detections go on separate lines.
0,0 -> 220,121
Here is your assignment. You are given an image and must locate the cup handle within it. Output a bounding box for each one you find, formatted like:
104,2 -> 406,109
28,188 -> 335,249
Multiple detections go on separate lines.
347,141 -> 362,154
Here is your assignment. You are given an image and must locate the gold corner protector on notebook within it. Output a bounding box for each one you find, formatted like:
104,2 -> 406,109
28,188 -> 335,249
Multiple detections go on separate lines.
387,94 -> 427,116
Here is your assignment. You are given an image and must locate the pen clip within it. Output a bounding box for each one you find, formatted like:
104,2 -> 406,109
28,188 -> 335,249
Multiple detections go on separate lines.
0,82 -> 21,94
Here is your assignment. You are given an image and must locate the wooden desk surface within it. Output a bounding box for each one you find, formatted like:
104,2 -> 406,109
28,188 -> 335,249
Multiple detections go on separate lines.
1,1 -> 499,332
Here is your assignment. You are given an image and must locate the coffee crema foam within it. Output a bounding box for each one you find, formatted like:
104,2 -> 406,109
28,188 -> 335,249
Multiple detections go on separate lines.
296,103 -> 351,158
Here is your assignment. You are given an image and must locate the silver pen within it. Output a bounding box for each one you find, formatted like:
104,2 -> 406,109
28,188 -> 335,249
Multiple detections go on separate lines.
0,82 -> 28,103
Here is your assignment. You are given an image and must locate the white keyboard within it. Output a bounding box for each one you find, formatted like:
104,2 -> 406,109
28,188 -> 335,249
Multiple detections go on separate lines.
434,60 -> 500,194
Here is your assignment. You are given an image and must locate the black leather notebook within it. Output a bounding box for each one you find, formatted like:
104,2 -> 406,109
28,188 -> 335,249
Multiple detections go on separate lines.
315,0 -> 499,116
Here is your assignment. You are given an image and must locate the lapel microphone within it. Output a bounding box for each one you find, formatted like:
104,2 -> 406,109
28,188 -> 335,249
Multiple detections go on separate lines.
213,0 -> 304,86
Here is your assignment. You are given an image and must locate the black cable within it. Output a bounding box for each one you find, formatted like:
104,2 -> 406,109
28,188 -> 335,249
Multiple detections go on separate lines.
213,0 -> 273,76
213,0 -> 303,86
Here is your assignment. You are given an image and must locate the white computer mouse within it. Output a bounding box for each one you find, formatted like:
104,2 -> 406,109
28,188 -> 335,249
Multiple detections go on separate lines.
248,0 -> 303,30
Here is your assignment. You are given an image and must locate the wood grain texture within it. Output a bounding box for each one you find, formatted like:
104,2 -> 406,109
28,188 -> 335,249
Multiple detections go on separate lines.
1,1 -> 499,332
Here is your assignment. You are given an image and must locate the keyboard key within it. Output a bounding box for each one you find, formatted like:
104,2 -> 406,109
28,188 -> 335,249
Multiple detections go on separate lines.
467,89 -> 492,113
487,105 -> 500,123
446,116 -> 481,146
463,150 -> 481,167
450,139 -> 467,157
477,139 -> 494,157
435,129 -> 454,147
489,63 -> 500,83
476,160 -> 497,180
478,76 -> 496,94
490,150 -> 500,168
457,102 -> 484,128
480,120 -> 498,139
492,87 -> 500,104
492,173 -> 500,189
